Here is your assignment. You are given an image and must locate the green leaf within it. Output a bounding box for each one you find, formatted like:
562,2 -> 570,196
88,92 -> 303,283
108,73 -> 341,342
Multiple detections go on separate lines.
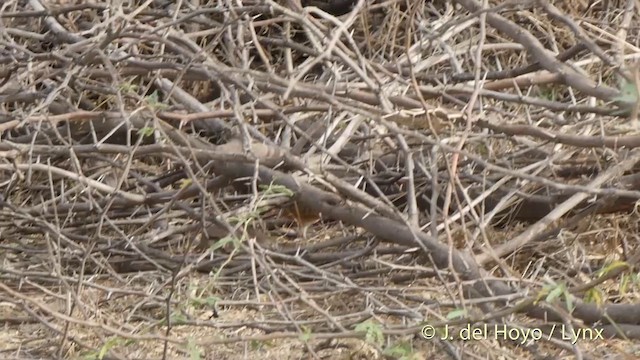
259,183 -> 295,197
564,292 -> 575,313
299,326 -> 312,342
98,337 -> 120,360
597,260 -> 630,278
137,126 -> 155,137
615,80 -> 639,103
620,273 -> 630,295
545,283 -> 565,303
146,90 -> 169,110
354,320 -> 384,346
210,236 -> 236,250
535,286 -> 550,304
583,287 -> 604,306
446,308 -> 467,320
118,81 -> 139,93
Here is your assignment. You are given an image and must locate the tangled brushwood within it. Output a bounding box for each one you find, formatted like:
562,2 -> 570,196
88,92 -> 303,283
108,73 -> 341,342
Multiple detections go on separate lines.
3,0 -> 640,359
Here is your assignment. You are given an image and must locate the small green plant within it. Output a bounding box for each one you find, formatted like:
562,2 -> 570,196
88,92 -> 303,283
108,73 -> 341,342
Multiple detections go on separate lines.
80,350 -> 101,360
250,340 -> 263,351
118,80 -> 139,94
259,183 -> 295,197
596,260 -> 630,278
178,178 -> 192,189
355,320 -> 384,347
383,342 -> 418,360
299,325 -> 313,342
446,308 -> 468,320
612,77 -> 640,117
209,235 -> 238,251
583,287 -> 604,306
540,282 -> 575,313
538,86 -> 557,101
137,126 -> 155,137
97,337 -> 127,360
145,90 -> 169,110
249,339 -> 275,351
620,272 -> 640,296
190,295 -> 220,308
228,210 -> 265,241
159,311 -> 188,326
615,78 -> 639,105
185,337 -> 202,360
